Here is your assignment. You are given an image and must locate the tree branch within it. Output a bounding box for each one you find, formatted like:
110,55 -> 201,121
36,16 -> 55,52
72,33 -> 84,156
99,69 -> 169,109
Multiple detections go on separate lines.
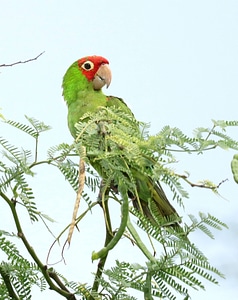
0,52 -> 45,67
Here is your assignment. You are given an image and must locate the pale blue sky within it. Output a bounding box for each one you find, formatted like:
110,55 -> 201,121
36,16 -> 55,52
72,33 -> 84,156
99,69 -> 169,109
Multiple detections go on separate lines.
1,1 -> 238,299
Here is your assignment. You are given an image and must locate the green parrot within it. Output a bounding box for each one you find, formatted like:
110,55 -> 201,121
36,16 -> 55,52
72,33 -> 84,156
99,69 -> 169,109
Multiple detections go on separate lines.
62,55 -> 179,224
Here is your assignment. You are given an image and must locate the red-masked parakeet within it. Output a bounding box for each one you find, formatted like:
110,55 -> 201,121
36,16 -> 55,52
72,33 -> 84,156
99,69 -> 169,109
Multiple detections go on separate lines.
62,55 -> 179,224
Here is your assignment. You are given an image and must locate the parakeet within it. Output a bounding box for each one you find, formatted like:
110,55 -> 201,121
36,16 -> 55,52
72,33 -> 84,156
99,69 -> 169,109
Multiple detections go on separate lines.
62,55 -> 179,224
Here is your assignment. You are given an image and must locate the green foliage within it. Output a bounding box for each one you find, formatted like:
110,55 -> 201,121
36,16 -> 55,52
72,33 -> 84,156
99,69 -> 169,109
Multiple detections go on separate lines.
6,116 -> 51,138
0,231 -> 44,299
1,110 -> 238,299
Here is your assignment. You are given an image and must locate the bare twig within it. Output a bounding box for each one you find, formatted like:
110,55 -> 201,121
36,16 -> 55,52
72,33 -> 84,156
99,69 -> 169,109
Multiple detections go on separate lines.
0,52 -> 45,67
179,174 -> 228,190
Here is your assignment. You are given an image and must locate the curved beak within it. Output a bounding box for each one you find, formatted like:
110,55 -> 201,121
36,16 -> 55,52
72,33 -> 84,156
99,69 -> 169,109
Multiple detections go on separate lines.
93,63 -> 112,90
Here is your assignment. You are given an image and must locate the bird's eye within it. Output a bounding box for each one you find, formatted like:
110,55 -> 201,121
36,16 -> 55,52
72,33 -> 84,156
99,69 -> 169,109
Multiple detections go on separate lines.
81,61 -> 94,71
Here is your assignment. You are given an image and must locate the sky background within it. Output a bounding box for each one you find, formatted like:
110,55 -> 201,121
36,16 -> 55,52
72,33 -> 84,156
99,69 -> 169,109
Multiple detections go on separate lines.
1,1 -> 238,299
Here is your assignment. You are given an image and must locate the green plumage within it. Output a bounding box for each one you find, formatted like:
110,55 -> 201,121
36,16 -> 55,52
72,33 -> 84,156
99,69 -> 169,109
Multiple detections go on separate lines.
62,56 -> 179,224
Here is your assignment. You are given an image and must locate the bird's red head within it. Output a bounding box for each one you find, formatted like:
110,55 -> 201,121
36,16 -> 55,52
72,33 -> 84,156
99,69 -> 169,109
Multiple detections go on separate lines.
77,56 -> 109,81
77,56 -> 111,90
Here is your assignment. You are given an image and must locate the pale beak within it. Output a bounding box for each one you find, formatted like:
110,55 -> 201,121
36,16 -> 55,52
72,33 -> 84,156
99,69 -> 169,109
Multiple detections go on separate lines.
93,63 -> 112,90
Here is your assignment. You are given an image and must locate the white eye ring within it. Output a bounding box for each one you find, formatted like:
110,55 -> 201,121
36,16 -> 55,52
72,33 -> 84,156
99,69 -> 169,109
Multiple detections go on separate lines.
81,61 -> 94,71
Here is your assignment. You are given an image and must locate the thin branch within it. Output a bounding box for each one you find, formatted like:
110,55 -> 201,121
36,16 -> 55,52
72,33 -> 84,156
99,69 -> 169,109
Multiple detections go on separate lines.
0,52 -> 45,67
167,145 -> 217,153
179,175 -> 228,190
46,201 -> 98,266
